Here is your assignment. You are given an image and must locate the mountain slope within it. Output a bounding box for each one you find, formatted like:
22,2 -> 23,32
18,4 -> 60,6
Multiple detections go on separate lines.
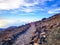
35,13 -> 60,30
0,13 -> 60,45
0,24 -> 31,45
34,13 -> 60,45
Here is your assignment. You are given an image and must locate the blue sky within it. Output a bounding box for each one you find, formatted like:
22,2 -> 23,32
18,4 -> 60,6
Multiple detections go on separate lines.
0,0 -> 60,28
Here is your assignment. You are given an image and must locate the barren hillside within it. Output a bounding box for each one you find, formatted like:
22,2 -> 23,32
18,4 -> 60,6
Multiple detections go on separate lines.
0,13 -> 60,45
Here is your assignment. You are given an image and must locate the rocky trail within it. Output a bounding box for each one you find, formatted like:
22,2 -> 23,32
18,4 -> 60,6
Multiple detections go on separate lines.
13,24 -> 36,45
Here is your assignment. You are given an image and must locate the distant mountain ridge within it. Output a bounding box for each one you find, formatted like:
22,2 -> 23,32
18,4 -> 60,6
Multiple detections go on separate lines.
0,28 -> 5,31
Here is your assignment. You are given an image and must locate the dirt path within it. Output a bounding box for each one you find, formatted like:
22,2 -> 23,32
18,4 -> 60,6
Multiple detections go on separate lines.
13,24 -> 36,45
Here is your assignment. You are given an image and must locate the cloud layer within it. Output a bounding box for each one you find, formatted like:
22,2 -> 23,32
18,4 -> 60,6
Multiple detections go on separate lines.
0,0 -> 60,13
0,0 -> 24,10
0,0 -> 39,10
0,0 -> 60,28
48,8 -> 60,14
0,0 -> 52,10
0,19 -> 15,28
0,19 -> 38,28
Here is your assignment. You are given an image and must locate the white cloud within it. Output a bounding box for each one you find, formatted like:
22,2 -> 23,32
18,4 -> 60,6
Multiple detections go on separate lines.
0,0 -> 53,10
48,8 -> 60,14
20,8 -> 33,13
0,18 -> 38,28
20,19 -> 38,23
0,0 -> 38,10
0,0 -> 24,10
19,6 -> 45,13
0,19 -> 16,28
